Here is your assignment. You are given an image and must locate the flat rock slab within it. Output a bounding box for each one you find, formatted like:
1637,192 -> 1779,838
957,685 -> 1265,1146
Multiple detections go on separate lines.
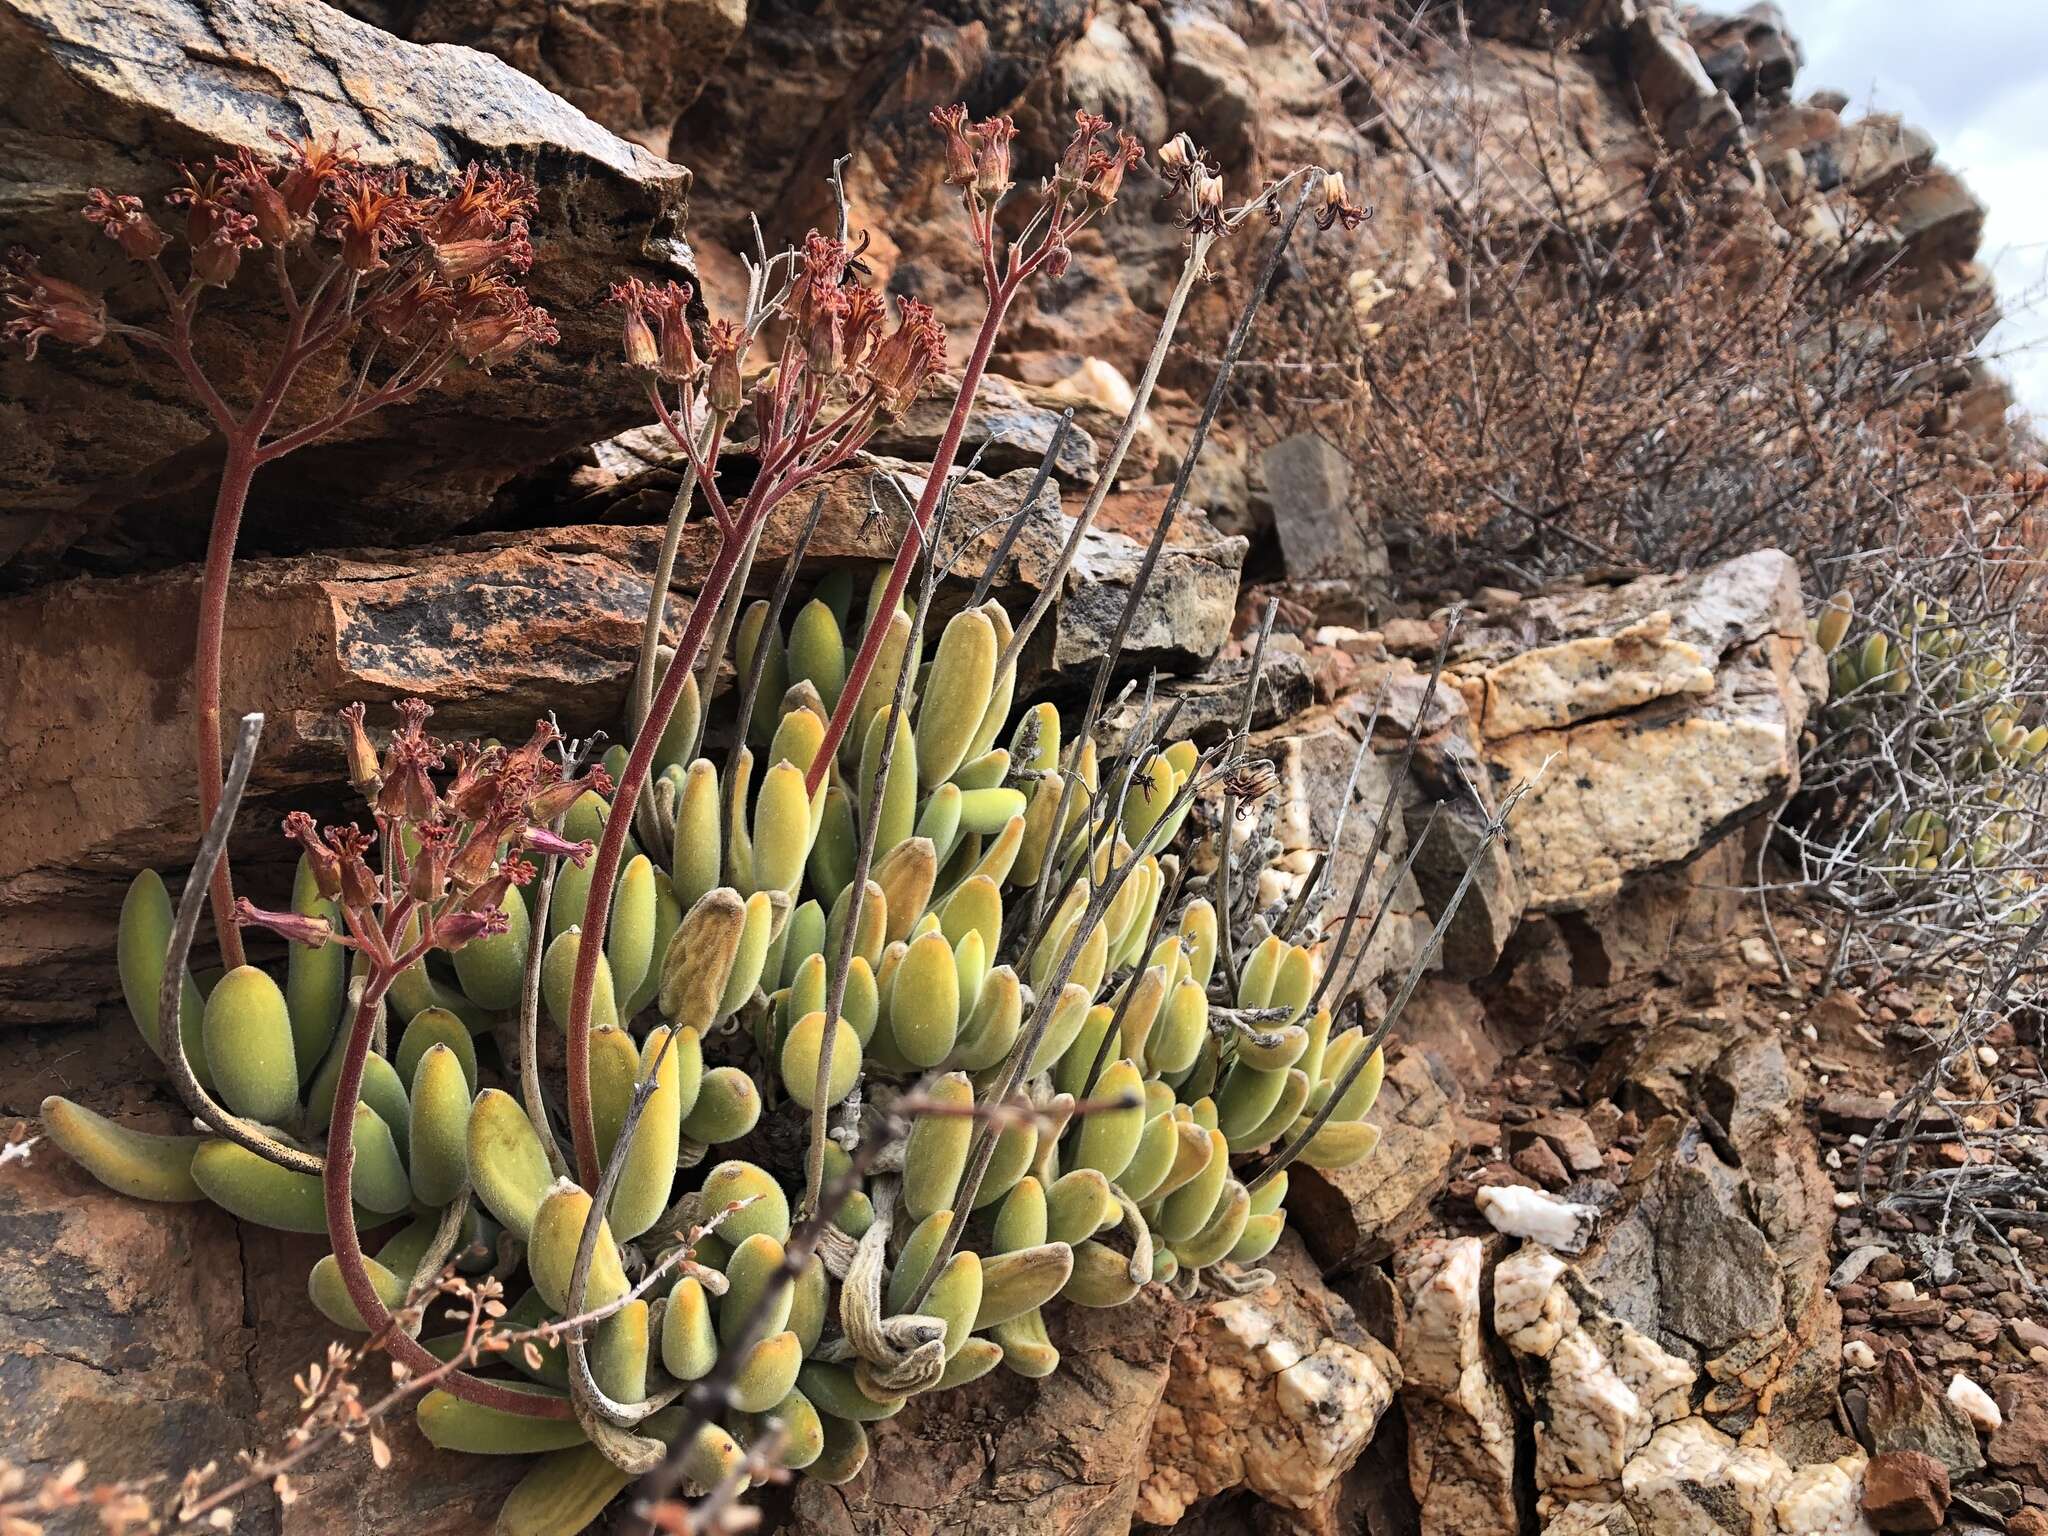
1449,549 -> 1822,910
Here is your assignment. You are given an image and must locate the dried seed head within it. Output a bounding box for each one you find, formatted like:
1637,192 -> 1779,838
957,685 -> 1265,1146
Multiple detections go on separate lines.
338,703 -> 383,796
1313,170 -> 1370,232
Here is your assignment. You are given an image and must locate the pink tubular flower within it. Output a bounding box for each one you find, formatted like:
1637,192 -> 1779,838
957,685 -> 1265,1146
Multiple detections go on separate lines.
866,296 -> 946,415
190,211 -> 261,287
324,824 -> 381,910
432,905 -> 507,952
525,764 -> 612,826
931,104 -> 977,188
1060,113 -> 1113,191
1,253 -> 106,357
1084,132 -> 1145,212
274,134 -> 356,218
611,277 -> 662,372
83,190 -> 169,261
233,898 -> 335,949
433,218 -> 532,283
325,167 -> 420,273
703,319 -> 746,415
452,288 -> 558,369
429,164 -> 537,245
222,150 -> 296,245
522,826 -> 595,867
283,810 -> 344,901
969,116 -> 1018,201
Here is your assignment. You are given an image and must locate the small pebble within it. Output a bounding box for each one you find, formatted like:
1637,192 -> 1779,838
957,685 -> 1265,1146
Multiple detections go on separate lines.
1834,1192 -> 1859,1209
1948,1373 -> 2003,1431
1844,1340 -> 1877,1369
1978,1046 -> 1999,1068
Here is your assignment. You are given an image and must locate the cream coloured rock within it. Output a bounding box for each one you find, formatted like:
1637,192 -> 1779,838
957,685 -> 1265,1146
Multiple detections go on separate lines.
1473,611 -> 1716,739
1774,1454 -> 1878,1536
1948,1372 -> 2002,1431
1398,1238 -> 1520,1536
1140,1234 -> 1400,1535
1449,549 -> 1821,909
1494,1245 -> 1697,1503
1621,1418 -> 1784,1535
1541,1502 -> 1642,1535
1477,1184 -> 1601,1253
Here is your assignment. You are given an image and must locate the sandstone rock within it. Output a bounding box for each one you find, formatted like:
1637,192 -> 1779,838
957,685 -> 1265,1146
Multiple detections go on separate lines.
1396,1237 -> 1520,1536
332,0 -> 747,152
1624,3 -> 1743,155
1829,114 -> 1937,196
1096,647 -> 1318,752
1687,3 -> 1800,107
797,1288 -> 1187,1536
1404,792 -> 1526,981
1987,1369 -> 2048,1483
1245,698 -> 1431,1003
0,467 -> 1240,1024
0,1022 -> 523,1533
1859,1449 -> 1948,1533
1138,1233 -> 1401,1535
1055,3 -> 1171,154
1288,1051 -> 1460,1270
0,0 -> 695,577
1450,549 -> 1820,910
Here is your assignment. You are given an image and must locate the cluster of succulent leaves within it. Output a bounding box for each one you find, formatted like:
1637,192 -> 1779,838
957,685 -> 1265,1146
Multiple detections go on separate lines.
1812,589 -> 2047,900
42,568 -> 1387,1531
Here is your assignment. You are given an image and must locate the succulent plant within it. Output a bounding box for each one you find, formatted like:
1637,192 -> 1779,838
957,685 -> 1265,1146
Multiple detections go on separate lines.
32,106 -> 1417,1535
1810,586 -> 2047,907
42,564 -> 1398,1529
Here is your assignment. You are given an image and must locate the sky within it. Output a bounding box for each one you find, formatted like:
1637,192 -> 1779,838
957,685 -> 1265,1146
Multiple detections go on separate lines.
1780,0 -> 2048,422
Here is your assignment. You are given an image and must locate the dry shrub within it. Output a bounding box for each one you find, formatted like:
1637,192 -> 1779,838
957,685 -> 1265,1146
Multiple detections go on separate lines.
1239,0 -> 2018,592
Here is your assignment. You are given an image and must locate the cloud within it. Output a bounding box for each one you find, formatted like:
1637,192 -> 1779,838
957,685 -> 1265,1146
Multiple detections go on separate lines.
1780,0 -> 2048,419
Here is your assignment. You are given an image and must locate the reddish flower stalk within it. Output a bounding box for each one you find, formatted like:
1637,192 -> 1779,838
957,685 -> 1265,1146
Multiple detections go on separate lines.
255,707 -> 595,1419
7,141 -> 554,968
560,193 -> 975,1185
801,109 -> 1139,798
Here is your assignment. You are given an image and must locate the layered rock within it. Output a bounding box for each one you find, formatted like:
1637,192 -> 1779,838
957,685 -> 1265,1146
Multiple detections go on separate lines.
0,0 -> 695,578
0,467 -> 1243,1025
